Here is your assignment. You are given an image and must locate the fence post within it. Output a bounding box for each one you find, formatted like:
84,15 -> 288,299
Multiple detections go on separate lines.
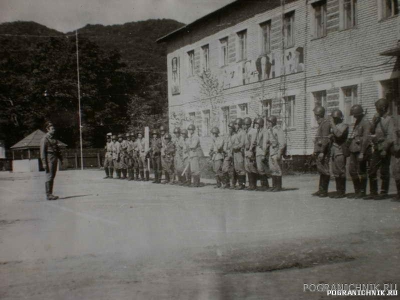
75,152 -> 78,169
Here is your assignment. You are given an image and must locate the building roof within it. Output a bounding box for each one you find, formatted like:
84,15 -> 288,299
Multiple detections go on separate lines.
10,129 -> 67,150
156,0 -> 240,43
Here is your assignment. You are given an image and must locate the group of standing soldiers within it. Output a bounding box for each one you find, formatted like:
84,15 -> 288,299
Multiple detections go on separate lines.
313,98 -> 400,201
103,125 -> 203,187
102,115 -> 287,191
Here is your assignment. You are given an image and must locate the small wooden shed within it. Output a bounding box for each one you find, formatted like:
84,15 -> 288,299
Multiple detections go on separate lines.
10,130 -> 67,172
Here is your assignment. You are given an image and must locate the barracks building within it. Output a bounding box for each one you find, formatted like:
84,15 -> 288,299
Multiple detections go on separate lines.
157,0 -> 400,163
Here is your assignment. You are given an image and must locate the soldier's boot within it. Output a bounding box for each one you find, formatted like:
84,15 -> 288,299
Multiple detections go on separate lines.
235,175 -> 245,190
45,182 -> 53,200
265,176 -> 271,191
374,178 -> 390,200
348,177 -> 360,198
249,173 -> 257,191
214,176 -> 221,188
392,180 -> 400,202
222,174 -> 230,189
312,175 -> 323,196
145,171 -> 150,181
127,169 -> 132,181
229,176 -> 237,189
139,171 -> 144,181
185,175 -> 192,186
115,169 -> 121,179
152,171 -> 158,183
121,169 -> 127,179
109,168 -> 114,179
364,176 -> 378,200
245,174 -> 252,190
332,177 -> 346,198
318,175 -> 330,198
104,167 -> 109,179
49,181 -> 59,200
356,177 -> 367,199
272,176 -> 283,192
164,172 -> 170,184
269,176 -> 276,192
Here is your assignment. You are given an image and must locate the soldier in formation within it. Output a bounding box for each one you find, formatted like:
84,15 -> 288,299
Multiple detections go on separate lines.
103,133 -> 113,179
98,98 -> 397,200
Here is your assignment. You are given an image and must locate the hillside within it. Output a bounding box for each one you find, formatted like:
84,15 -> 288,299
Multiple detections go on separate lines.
72,19 -> 184,71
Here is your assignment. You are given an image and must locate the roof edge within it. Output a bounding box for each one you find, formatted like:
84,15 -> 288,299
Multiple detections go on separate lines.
156,0 -> 239,43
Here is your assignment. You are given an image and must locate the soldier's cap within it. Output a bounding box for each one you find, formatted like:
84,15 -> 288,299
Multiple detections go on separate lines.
106,132 -> 112,137
125,133 -> 130,137
112,135 -> 117,139
118,134 -> 124,138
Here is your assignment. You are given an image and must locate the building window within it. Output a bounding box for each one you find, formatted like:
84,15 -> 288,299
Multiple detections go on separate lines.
380,0 -> 399,19
284,11 -> 295,48
261,99 -> 272,117
202,110 -> 211,137
285,96 -> 296,127
381,78 -> 400,116
222,106 -> 230,134
238,103 -> 248,118
341,0 -> 357,29
187,50 -> 195,77
260,21 -> 271,54
237,30 -> 247,61
220,37 -> 229,67
313,1 -> 327,38
201,45 -> 209,71
189,112 -> 196,125
342,86 -> 358,124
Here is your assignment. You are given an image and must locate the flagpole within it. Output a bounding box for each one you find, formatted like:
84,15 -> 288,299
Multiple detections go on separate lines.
76,30 -> 84,170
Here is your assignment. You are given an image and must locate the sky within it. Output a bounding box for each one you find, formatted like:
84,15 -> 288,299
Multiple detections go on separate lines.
0,0 -> 236,32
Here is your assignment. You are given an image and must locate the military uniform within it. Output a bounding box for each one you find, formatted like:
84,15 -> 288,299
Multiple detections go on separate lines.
136,137 -> 149,181
210,132 -> 225,188
255,128 -> 270,190
103,134 -> 114,178
222,131 -> 235,188
173,135 -> 185,184
367,112 -> 396,198
112,138 -> 121,179
330,119 -> 349,197
150,136 -> 162,183
163,138 -> 176,184
232,128 -> 247,189
245,126 -> 259,190
267,123 -> 285,191
313,117 -> 332,196
126,134 -> 136,181
181,134 -> 191,185
348,115 -> 371,197
40,128 -> 63,200
187,131 -> 202,183
119,136 -> 129,179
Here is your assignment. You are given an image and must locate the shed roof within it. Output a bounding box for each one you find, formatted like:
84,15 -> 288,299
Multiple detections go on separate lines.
10,129 -> 67,150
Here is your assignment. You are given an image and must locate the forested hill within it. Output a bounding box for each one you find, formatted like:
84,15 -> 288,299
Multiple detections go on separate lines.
73,19 -> 184,71
0,19 -> 184,148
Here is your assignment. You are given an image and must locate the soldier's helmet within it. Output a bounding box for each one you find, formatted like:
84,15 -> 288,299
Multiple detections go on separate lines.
137,132 -> 142,137
243,117 -> 252,126
181,129 -> 188,136
211,127 -> 220,135
234,118 -> 244,126
125,133 -> 130,137
187,124 -> 196,131
254,117 -> 264,127
130,132 -> 135,137
228,121 -> 235,129
266,116 -> 278,126
118,134 -> 124,139
159,125 -> 166,132
350,104 -> 364,116
331,109 -> 344,119
173,127 -> 181,134
164,133 -> 172,140
375,98 -> 389,109
106,132 -> 112,138
151,129 -> 158,136
313,106 -> 326,117
112,135 -> 117,139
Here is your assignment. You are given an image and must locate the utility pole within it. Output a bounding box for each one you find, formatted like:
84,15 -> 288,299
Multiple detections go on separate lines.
76,30 -> 84,170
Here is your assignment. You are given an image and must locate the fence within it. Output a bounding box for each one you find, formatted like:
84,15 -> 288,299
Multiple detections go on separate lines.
62,149 -> 104,169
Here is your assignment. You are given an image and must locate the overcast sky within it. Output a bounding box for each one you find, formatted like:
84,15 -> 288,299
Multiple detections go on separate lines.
0,0 -> 235,32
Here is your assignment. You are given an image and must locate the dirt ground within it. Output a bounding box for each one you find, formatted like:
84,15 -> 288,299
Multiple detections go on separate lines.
0,170 -> 399,300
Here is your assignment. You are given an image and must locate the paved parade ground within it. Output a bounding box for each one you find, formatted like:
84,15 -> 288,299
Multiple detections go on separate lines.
0,170 -> 399,299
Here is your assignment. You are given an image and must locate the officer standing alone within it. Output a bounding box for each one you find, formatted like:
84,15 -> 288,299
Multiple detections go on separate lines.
103,133 -> 113,179
40,122 -> 63,200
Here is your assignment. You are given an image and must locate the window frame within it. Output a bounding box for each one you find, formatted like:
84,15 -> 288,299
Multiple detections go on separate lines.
237,30 -> 248,61
284,96 -> 296,128
284,11 -> 295,49
201,44 -> 209,71
340,0 -> 357,30
187,50 -> 195,77
202,109 -> 211,137
260,20 -> 272,55
238,103 -> 249,118
380,0 -> 399,20
312,0 -> 327,38
341,85 -> 358,125
219,37 -> 229,67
